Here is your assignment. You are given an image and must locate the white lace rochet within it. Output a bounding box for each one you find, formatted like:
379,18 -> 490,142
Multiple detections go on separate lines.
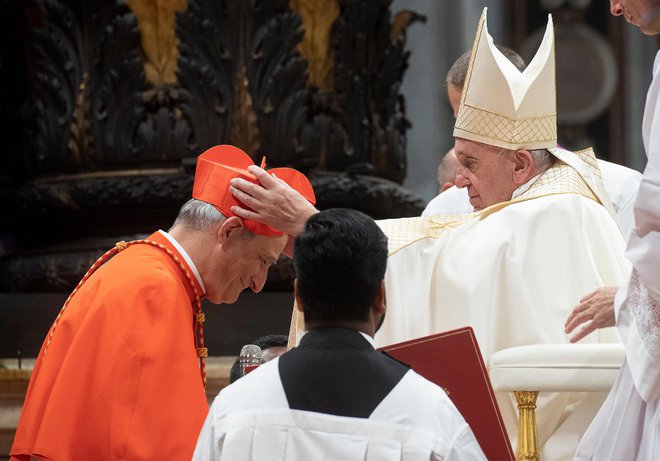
629,269 -> 660,360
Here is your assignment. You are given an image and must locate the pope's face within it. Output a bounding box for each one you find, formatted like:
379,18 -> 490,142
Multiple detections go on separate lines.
453,138 -> 518,211
610,0 -> 660,35
206,230 -> 287,304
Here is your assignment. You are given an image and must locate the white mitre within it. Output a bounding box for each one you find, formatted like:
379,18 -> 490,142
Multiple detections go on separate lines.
453,8 -> 556,150
453,8 -> 619,226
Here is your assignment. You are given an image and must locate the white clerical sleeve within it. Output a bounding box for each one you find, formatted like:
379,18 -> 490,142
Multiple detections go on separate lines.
615,272 -> 660,403
613,50 -> 660,404
630,49 -> 660,301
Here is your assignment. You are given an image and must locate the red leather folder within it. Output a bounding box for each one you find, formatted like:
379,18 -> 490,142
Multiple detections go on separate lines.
381,327 -> 514,461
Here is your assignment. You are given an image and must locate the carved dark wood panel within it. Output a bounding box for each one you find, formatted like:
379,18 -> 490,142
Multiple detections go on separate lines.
2,0 -> 424,295
245,0 -> 309,166
176,0 -> 234,156
330,0 -> 422,183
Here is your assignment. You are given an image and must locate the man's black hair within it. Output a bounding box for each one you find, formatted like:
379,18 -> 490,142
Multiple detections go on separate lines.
293,208 -> 388,324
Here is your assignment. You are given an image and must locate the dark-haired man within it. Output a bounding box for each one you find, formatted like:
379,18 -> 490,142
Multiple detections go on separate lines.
193,209 -> 486,460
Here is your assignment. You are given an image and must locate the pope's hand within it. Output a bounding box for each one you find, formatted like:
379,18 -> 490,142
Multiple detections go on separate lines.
229,165 -> 319,239
564,286 -> 618,342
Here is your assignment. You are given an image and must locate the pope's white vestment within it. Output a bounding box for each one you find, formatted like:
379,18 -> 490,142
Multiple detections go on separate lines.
287,156 -> 630,459
371,155 -> 631,459
192,358 -> 485,461
574,51 -> 660,461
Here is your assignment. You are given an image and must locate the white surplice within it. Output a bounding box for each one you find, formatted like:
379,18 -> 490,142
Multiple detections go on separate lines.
574,51 -> 660,461
192,359 -> 486,461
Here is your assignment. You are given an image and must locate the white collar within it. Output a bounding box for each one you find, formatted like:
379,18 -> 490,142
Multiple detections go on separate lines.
158,230 -> 206,294
511,173 -> 542,200
358,331 -> 376,349
299,329 -> 377,349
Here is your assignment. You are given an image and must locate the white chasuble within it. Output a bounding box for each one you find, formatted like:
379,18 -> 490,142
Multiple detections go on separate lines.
288,155 -> 630,460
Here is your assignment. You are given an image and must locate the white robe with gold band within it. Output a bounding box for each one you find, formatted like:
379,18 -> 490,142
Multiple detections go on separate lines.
376,153 -> 630,461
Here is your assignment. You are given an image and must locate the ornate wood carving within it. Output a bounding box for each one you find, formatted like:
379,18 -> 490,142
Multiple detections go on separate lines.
6,0 -> 425,294
124,0 -> 187,86
176,0 -> 234,154
332,0 -> 424,183
290,0 -> 340,92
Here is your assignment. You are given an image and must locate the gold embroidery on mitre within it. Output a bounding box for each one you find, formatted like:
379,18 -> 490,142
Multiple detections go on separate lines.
453,8 -> 557,150
455,104 -> 557,147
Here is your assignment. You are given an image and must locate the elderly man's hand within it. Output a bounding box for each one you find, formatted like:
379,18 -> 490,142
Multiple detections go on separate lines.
564,286 -> 618,343
229,165 -> 319,238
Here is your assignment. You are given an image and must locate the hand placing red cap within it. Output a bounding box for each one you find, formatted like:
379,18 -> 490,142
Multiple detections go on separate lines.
193,145 -> 316,237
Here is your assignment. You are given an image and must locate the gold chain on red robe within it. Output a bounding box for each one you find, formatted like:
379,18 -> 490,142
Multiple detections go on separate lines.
42,239 -> 208,386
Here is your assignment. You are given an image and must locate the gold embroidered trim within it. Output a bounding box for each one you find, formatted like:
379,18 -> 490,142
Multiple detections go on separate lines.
455,105 -> 557,145
380,160 -> 600,255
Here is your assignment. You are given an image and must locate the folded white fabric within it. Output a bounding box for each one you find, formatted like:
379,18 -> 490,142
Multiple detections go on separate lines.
488,344 -> 625,392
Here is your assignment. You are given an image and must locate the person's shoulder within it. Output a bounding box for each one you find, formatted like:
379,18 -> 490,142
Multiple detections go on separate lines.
377,350 -> 412,373
597,159 -> 642,190
422,186 -> 472,216
391,370 -> 468,425
501,192 -> 611,221
402,370 -> 454,405
210,359 -> 287,417
597,159 -> 641,179
375,370 -> 478,450
102,242 -> 178,287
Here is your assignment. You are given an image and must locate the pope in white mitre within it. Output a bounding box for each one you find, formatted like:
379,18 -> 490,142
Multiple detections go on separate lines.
226,8 -> 631,461
371,10 -> 629,460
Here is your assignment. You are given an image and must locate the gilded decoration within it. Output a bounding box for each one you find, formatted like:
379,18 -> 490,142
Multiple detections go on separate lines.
230,61 -> 260,155
289,0 -> 339,91
514,390 -> 540,461
125,0 -> 188,85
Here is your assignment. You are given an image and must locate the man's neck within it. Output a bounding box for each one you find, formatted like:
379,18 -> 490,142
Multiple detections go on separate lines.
168,225 -> 211,283
512,172 -> 543,200
306,320 -> 374,339
304,325 -> 376,348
